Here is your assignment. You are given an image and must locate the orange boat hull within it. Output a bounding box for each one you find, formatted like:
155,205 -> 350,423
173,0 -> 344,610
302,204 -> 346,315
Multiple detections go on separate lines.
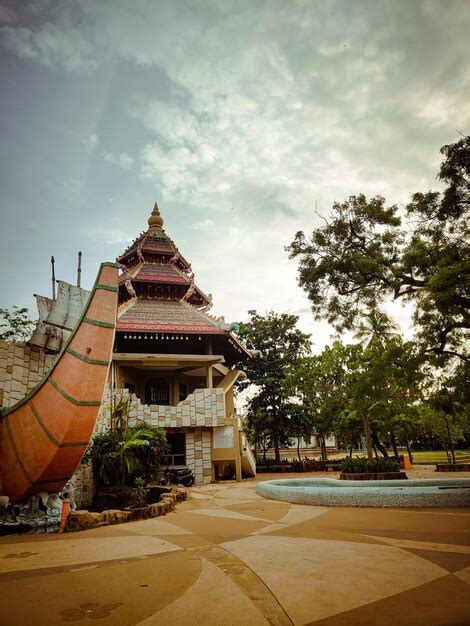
1,262 -> 119,503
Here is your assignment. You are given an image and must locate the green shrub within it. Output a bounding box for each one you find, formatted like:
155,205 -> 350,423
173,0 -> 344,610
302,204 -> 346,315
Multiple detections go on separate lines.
341,457 -> 400,473
291,458 -> 325,471
256,457 -> 291,466
85,423 -> 168,487
128,477 -> 148,507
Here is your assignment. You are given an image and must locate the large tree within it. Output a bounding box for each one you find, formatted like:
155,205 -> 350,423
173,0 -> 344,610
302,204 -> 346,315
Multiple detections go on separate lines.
418,362 -> 469,463
346,338 -> 425,459
286,337 -> 424,461
286,342 -> 360,460
287,136 -> 469,362
237,310 -> 311,462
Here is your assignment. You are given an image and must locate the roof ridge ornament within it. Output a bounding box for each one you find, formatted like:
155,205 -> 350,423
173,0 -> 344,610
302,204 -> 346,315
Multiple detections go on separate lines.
147,201 -> 164,234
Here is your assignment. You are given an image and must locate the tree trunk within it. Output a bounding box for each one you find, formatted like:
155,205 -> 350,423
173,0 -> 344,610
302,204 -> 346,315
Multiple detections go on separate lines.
318,434 -> 328,461
389,429 -> 400,459
405,439 -> 414,464
363,416 -> 374,460
445,418 -> 456,464
296,437 -> 302,464
372,431 -> 389,458
273,429 -> 281,463
443,440 -> 450,463
261,439 -> 267,462
349,443 -> 353,459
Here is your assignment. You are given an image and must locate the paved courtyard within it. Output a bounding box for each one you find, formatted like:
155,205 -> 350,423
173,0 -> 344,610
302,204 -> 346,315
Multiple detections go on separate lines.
1,469 -> 469,625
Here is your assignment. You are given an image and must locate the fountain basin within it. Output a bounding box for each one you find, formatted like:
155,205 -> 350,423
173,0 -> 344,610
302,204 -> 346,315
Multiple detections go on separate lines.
256,477 -> 470,508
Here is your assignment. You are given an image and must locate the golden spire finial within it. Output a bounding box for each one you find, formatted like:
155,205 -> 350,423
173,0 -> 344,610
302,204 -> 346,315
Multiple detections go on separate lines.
147,201 -> 164,233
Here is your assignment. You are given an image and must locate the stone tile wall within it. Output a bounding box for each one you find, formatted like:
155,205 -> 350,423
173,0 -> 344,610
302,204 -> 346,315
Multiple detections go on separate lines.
0,340 -> 55,408
186,429 -> 212,484
96,387 -> 226,430
67,460 -> 94,508
75,388 -> 216,488
146,388 -> 226,428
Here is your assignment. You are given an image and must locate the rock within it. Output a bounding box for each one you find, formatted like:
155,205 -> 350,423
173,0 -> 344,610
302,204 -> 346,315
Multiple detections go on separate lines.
160,495 -> 176,512
0,495 -> 10,509
131,506 -> 151,520
64,487 -> 187,532
66,510 -> 100,532
99,509 -> 132,525
148,502 -> 165,517
171,488 -> 187,502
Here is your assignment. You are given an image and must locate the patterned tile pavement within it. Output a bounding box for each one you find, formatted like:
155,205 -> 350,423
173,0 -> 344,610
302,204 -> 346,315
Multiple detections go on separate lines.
0,468 -> 469,625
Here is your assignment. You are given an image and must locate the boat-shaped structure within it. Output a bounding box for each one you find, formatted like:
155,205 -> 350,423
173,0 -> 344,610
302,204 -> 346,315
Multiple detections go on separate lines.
1,262 -> 119,503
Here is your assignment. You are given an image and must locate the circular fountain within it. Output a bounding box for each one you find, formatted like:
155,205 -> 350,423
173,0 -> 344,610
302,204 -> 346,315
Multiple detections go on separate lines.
256,477 -> 470,508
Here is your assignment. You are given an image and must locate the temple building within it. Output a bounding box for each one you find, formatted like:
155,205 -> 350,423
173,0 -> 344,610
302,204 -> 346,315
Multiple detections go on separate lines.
109,203 -> 256,484
0,203 -> 255,503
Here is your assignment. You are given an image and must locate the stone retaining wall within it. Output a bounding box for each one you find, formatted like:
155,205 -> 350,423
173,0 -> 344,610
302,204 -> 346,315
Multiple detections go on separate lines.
66,487 -> 187,532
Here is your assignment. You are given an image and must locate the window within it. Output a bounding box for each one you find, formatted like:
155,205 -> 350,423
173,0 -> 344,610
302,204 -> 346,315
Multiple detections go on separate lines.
145,377 -> 170,405
178,383 -> 187,402
165,433 -> 186,466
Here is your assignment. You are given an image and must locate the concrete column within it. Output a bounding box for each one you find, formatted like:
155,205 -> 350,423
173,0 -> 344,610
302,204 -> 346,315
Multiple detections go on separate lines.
172,377 -> 179,405
206,365 -> 213,389
234,425 -> 242,482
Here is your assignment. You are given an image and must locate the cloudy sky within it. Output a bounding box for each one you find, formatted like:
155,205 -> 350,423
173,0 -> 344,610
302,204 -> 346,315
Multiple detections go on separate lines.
1,0 -> 469,351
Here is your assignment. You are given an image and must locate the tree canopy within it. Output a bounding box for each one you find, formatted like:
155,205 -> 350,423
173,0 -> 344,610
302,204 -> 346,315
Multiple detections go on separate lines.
0,306 -> 36,342
237,310 -> 311,462
287,136 -> 469,362
285,341 -> 359,460
236,137 -> 469,464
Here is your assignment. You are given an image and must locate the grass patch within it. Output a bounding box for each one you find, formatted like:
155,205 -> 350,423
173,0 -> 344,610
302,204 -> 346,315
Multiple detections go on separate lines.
410,450 -> 470,464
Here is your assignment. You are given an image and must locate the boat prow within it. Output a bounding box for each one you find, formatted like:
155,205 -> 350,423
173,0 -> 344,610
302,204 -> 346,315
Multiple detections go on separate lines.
1,262 -> 119,503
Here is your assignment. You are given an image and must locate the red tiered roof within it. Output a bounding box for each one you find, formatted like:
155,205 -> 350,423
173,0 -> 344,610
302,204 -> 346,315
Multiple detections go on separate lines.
141,237 -> 175,254
115,202 -> 251,360
119,263 -> 190,285
117,300 -> 223,334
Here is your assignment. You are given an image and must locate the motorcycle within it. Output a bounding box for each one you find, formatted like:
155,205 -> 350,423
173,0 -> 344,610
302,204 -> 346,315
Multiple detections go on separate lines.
159,465 -> 195,487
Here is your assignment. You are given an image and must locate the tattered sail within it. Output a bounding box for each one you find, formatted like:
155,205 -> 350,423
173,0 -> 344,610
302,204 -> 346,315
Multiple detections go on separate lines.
29,295 -> 55,349
29,283 -> 91,352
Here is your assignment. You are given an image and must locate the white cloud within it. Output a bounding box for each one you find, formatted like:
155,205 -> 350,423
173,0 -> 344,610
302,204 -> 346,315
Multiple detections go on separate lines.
2,0 -> 469,348
87,222 -> 130,246
1,23 -> 97,73
84,133 -> 99,154
103,151 -> 134,170
410,90 -> 470,129
190,219 -> 214,232
0,4 -> 16,25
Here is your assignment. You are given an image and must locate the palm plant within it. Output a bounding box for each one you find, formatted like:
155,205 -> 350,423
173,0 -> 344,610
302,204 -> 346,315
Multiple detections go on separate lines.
86,391 -> 168,488
119,424 -> 167,484
354,308 -> 399,347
